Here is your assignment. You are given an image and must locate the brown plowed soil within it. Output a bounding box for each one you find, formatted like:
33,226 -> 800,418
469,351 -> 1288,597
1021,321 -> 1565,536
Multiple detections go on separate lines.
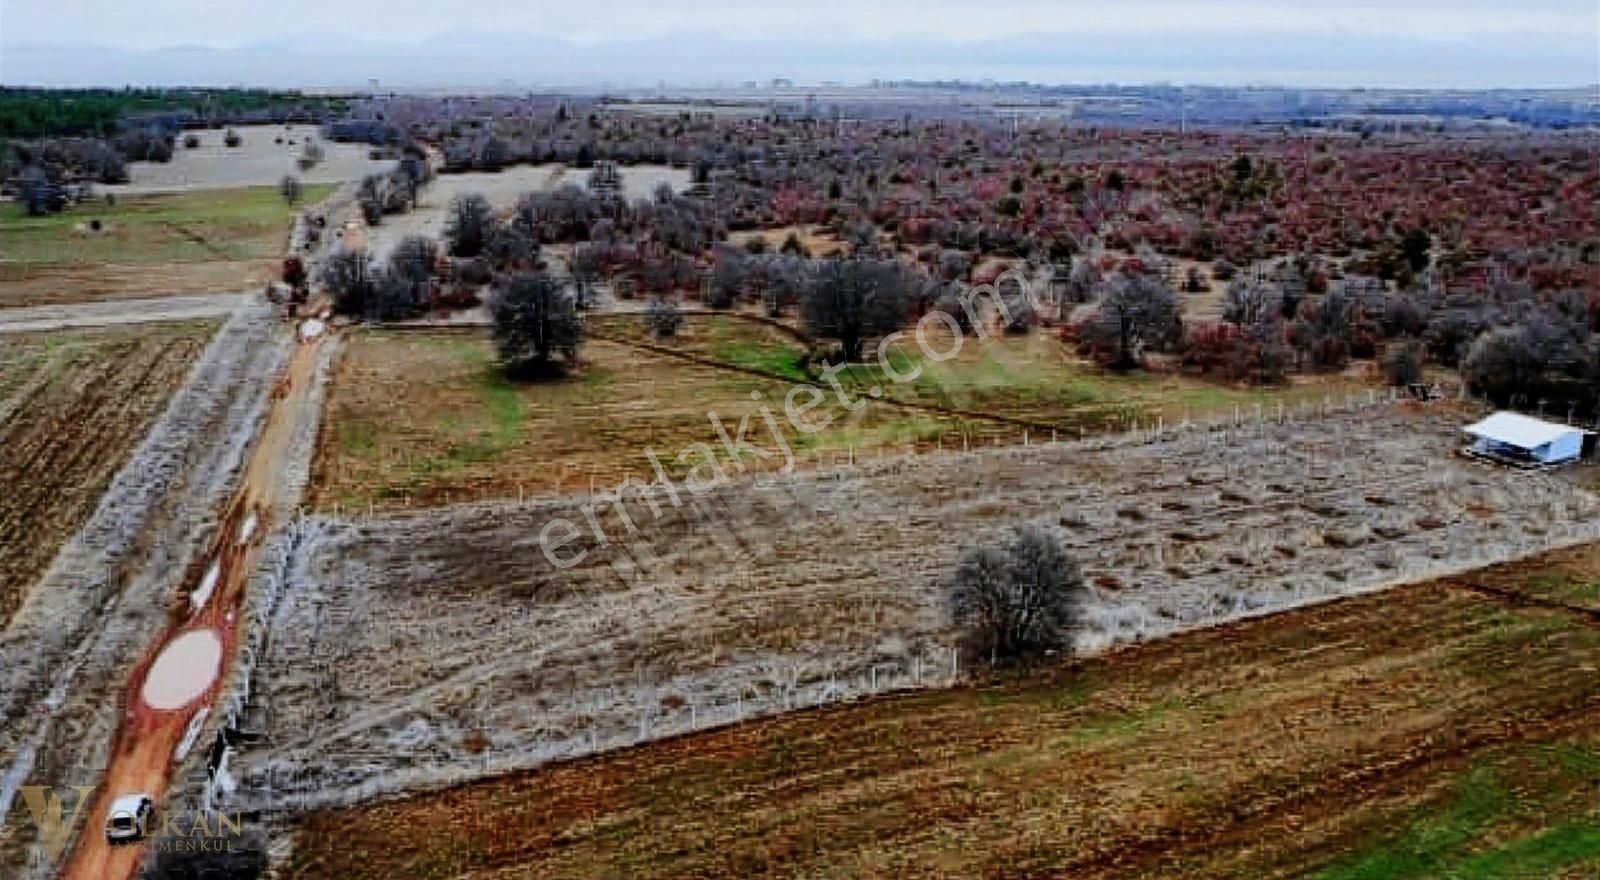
0,261 -> 273,307
0,320 -> 218,625
281,547 -> 1600,879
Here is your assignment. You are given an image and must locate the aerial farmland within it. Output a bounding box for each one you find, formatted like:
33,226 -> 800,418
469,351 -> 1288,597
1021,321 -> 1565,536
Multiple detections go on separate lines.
1,11 -> 1598,878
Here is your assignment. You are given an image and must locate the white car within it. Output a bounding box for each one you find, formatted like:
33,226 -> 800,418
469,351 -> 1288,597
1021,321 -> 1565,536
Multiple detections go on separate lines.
104,793 -> 154,843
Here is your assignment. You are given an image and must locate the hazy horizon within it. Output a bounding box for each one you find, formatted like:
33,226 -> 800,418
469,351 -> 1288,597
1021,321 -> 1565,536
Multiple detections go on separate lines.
3,1 -> 1597,90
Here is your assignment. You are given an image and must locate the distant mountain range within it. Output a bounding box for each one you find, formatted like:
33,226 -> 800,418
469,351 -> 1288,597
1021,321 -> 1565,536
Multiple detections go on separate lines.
3,30 -> 1596,91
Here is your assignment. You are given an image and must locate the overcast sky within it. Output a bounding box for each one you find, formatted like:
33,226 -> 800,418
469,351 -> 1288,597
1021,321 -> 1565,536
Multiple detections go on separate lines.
3,0 -> 1597,88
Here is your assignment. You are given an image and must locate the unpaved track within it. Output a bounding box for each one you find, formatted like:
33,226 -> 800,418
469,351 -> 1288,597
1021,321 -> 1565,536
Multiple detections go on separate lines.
53,331 -> 332,880
0,300 -> 290,878
0,292 -> 250,334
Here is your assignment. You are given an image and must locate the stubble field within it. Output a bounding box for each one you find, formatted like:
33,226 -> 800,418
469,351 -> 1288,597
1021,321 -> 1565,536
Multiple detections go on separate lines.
237,403 -> 1600,818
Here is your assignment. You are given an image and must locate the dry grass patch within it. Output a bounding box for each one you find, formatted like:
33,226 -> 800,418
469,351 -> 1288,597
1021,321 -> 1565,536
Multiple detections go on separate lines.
310,326 -> 970,512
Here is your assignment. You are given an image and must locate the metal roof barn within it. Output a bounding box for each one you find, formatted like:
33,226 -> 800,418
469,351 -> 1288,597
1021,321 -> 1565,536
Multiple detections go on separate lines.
1463,412 -> 1585,466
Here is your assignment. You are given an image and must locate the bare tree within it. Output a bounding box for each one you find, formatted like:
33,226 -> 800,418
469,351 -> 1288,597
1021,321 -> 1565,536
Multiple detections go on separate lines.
1088,272 -> 1180,369
998,273 -> 1035,333
801,258 -> 913,362
1462,317 -> 1583,408
951,526 -> 1085,664
710,248 -> 746,309
1222,279 -> 1278,326
1384,341 -> 1424,387
373,235 -> 440,318
320,250 -> 377,316
485,222 -> 539,273
298,138 -> 325,171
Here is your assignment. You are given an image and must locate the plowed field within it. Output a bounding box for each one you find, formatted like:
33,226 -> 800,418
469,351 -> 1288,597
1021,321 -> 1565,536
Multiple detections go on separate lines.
0,320 -> 218,624
282,547 -> 1600,879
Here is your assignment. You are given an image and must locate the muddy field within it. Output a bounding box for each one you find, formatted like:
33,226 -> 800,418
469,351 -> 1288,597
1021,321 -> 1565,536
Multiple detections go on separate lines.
107,125 -> 394,194
235,403 -> 1600,809
0,320 -> 219,625
280,547 -> 1600,879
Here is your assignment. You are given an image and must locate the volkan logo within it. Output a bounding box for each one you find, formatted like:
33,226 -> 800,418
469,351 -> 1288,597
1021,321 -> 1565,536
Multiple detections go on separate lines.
14,787 -> 246,860
17,785 -> 96,861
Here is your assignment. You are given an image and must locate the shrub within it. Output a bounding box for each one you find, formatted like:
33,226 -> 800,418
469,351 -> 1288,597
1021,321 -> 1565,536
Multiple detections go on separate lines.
298,139 -> 325,170
646,297 -> 682,337
445,192 -> 494,258
320,250 -> 377,316
1085,272 -> 1180,369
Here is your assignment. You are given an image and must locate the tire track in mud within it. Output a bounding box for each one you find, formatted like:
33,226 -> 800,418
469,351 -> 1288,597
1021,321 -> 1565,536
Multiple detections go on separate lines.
54,325 -> 337,880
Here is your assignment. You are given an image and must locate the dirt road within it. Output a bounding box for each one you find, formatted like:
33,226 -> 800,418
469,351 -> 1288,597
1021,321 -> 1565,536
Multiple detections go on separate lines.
0,301 -> 288,880
0,293 -> 250,334
55,328 -> 330,880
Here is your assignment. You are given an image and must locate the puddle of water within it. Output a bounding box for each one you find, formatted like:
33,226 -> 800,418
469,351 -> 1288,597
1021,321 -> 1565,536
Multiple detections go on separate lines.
237,511 -> 259,545
141,628 -> 223,711
189,561 -> 221,612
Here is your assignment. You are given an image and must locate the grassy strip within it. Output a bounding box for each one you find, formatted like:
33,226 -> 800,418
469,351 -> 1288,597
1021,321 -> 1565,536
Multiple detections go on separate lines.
0,184 -> 334,266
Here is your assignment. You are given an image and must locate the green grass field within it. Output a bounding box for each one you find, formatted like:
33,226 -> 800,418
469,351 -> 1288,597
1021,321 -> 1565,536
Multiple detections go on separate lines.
862,327 -> 1374,430
312,329 -> 974,511
606,313 -> 1375,434
0,184 -> 333,267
